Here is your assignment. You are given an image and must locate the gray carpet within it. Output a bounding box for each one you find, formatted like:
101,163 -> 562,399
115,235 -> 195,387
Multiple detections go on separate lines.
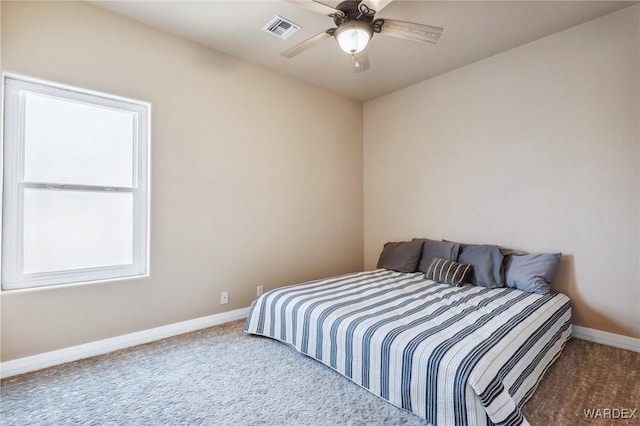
1,320 -> 638,425
1,320 -> 425,425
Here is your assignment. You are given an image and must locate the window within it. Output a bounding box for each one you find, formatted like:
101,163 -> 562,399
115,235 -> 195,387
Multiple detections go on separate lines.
2,76 -> 150,290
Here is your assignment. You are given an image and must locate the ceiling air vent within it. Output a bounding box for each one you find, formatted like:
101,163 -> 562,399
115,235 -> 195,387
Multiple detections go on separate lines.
263,16 -> 300,40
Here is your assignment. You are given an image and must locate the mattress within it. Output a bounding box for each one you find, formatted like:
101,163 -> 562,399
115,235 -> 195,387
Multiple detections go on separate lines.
244,269 -> 571,426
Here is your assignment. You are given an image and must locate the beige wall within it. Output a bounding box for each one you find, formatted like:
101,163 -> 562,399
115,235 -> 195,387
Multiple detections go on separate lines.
0,1 -> 363,361
1,1 -> 638,362
364,6 -> 640,338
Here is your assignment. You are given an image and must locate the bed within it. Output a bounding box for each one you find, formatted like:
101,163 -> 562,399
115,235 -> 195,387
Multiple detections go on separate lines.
244,269 -> 571,426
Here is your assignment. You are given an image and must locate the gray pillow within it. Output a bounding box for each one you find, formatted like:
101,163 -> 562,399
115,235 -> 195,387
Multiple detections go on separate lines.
412,238 -> 460,273
506,253 -> 562,294
376,241 -> 424,273
425,257 -> 472,286
457,244 -> 504,288
498,246 -> 527,283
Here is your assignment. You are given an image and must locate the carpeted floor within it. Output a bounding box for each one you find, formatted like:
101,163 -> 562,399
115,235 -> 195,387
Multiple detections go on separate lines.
1,320 -> 638,425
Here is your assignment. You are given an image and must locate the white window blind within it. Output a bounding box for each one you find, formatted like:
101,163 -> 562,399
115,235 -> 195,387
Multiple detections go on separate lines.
1,76 -> 150,290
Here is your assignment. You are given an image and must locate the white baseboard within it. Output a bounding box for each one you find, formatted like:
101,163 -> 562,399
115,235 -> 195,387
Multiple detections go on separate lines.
572,325 -> 640,352
0,307 -> 251,379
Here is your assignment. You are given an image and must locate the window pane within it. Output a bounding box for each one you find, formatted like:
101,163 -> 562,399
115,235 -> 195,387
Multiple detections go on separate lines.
23,93 -> 135,187
23,189 -> 134,274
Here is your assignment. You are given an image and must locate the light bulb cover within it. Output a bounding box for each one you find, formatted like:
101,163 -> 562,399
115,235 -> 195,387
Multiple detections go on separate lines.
334,21 -> 373,54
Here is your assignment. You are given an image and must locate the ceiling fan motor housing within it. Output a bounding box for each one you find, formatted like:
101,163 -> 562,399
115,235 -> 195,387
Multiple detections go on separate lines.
332,1 -> 375,26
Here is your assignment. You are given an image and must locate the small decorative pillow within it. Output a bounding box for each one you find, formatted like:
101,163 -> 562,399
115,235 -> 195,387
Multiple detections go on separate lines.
425,257 -> 473,286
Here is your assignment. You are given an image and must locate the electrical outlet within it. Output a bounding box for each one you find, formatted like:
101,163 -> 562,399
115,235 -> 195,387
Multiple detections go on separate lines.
220,291 -> 229,305
257,285 -> 264,297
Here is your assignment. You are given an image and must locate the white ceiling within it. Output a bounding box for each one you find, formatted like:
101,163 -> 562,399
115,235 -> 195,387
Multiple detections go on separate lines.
94,0 -> 638,101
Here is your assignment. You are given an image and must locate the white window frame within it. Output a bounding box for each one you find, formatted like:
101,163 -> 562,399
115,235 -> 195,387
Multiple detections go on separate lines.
1,74 -> 150,290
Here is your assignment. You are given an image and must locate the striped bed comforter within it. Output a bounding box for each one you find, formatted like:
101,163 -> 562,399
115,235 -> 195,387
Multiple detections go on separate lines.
244,269 -> 571,426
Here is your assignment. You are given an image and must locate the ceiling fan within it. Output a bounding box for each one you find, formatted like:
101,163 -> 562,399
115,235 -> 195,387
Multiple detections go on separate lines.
281,0 -> 444,72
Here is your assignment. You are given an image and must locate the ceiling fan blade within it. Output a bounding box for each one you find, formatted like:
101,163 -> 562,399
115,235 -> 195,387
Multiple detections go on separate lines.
352,50 -> 370,73
281,30 -> 333,58
379,19 -> 443,44
282,0 -> 344,17
360,0 -> 394,14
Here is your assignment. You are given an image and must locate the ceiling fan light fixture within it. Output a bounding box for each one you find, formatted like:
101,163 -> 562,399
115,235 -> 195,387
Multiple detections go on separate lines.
334,21 -> 372,55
